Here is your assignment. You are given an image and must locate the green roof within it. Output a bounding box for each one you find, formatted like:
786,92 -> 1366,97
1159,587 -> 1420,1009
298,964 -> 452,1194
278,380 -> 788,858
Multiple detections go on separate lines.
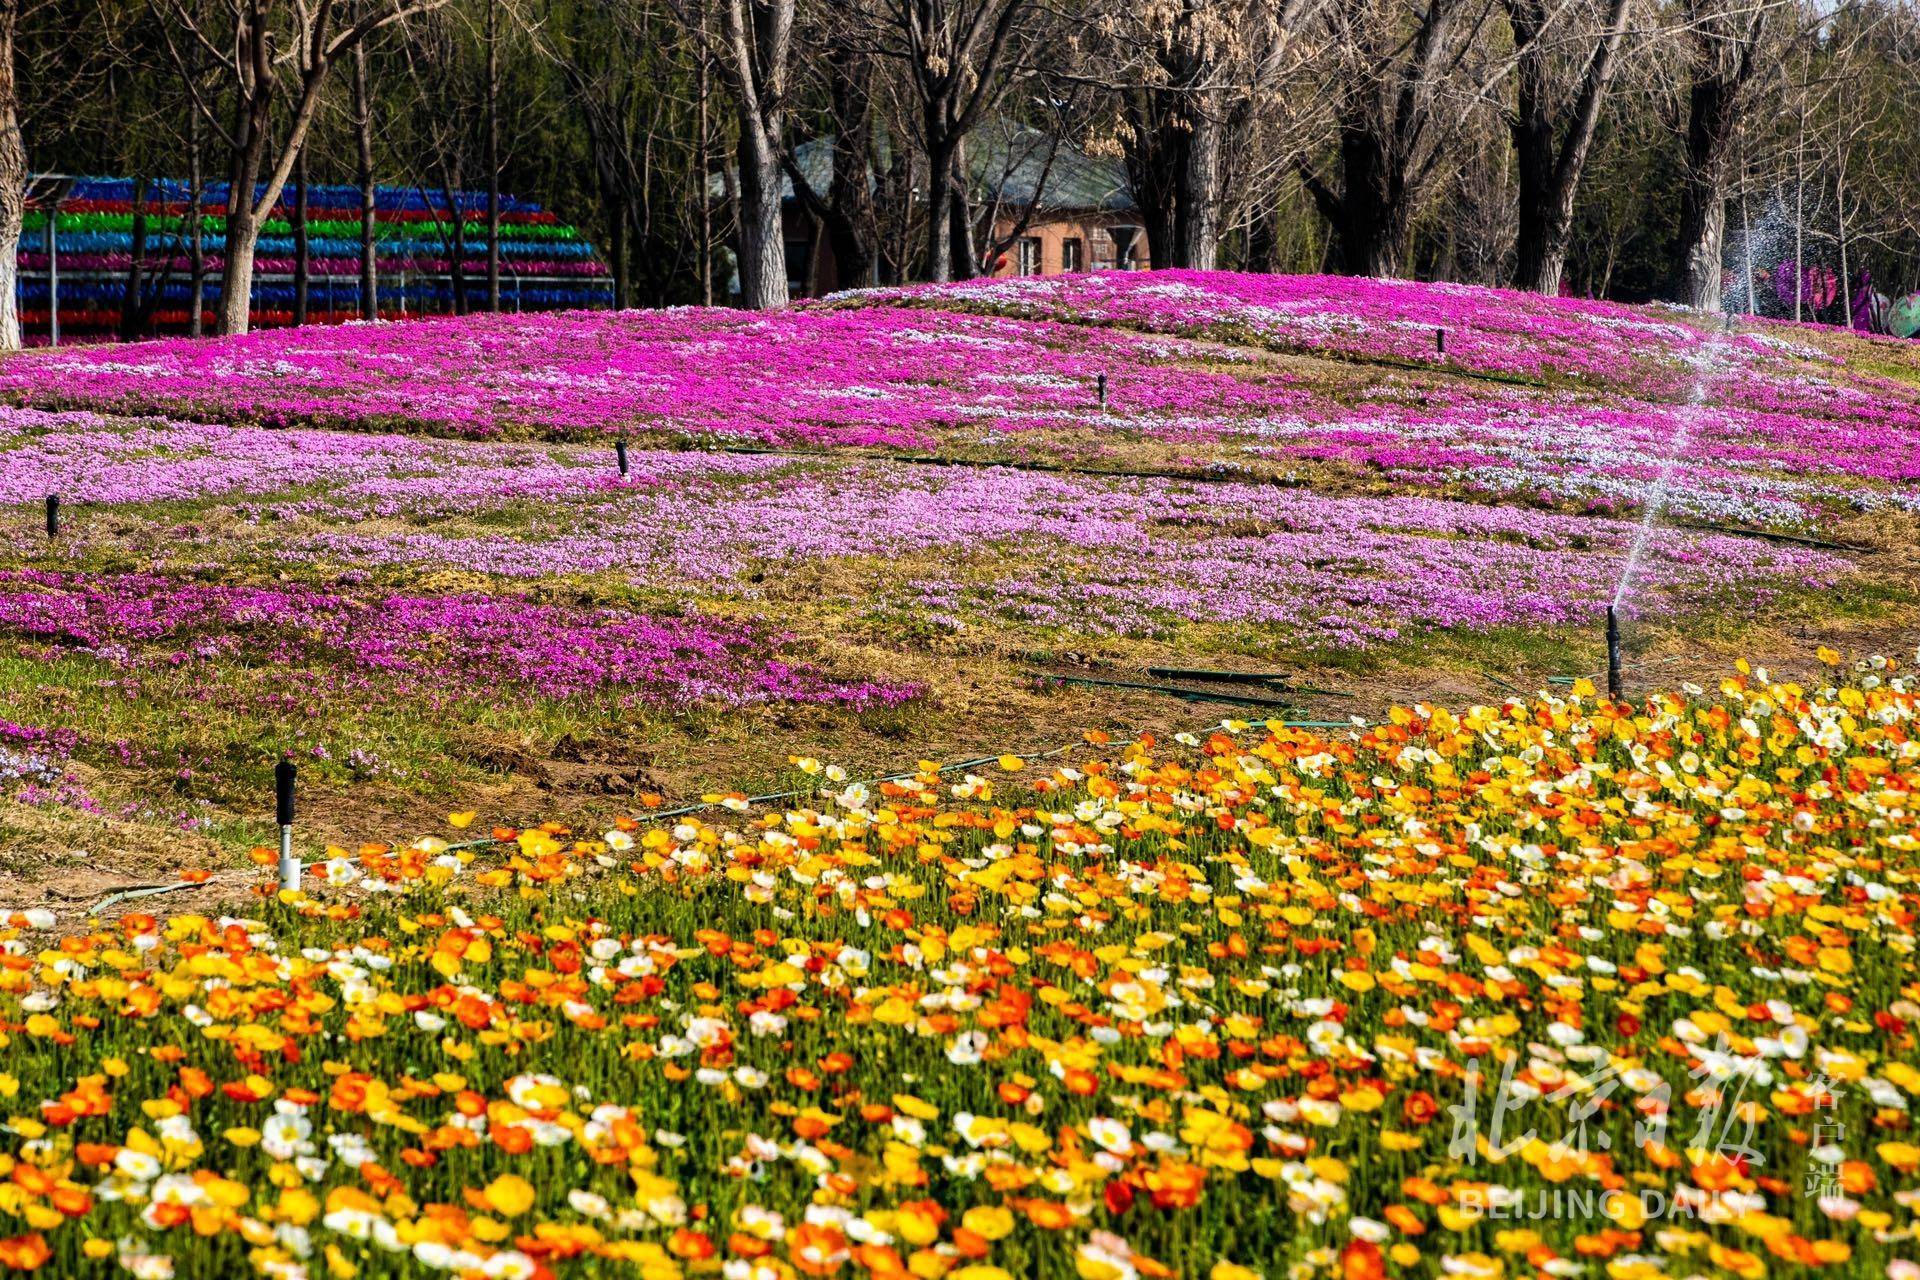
713,121 -> 1136,215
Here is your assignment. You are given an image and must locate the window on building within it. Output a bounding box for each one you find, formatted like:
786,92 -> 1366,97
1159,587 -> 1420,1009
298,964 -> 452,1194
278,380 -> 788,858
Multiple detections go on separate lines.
1016,237 -> 1043,276
1060,238 -> 1084,273
1090,229 -> 1115,270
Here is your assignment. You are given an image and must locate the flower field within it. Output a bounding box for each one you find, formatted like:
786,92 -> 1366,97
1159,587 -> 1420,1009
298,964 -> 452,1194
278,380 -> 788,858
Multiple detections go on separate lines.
8,273 -> 1920,526
0,659 -> 1916,1280
0,272 -> 1916,1277
0,272 -> 1913,845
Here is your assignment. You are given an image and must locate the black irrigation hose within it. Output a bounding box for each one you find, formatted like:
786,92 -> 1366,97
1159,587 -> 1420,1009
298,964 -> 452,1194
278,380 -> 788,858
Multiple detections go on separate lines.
36,419 -> 1875,555
1547,654 -> 1691,686
689,453 -> 1874,556
80,834 -> 511,918
73,694 -> 1395,920
846,296 -> 1565,393
703,442 -> 1274,488
74,734 -> 1098,918
1668,519 -> 1869,553
1289,346 -> 1557,392
1142,666 -> 1358,699
1144,666 -> 1288,684
1034,671 -> 1314,710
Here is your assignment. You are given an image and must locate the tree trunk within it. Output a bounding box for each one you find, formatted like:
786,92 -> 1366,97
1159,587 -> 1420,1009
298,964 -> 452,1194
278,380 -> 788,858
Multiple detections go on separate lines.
484,0 -> 501,311
355,41 -> 378,321
1674,4 -> 1764,313
948,137 -> 981,279
439,169 -> 467,316
1142,200 -> 1176,272
736,124 -> 788,307
1247,193 -> 1282,273
803,213 -> 825,295
1510,99 -> 1560,291
770,34 -> 874,293
218,224 -> 258,334
697,4 -> 713,305
878,145 -> 911,283
1676,182 -> 1725,312
609,196 -> 629,309
1333,120 -> 1405,276
1836,119 -> 1851,329
1792,84 -> 1805,321
1151,0 -> 1226,270
0,1 -> 24,352
219,161 -> 265,336
713,0 -> 791,309
1738,168 -> 1754,315
1513,205 -> 1571,296
189,111 -> 207,336
293,152 -> 310,325
923,130 -> 955,284
824,129 -> 876,289
1507,0 -> 1630,295
948,175 -> 976,280
1121,88 -> 1182,270
1135,149 -> 1176,270
216,71 -> 274,336
822,40 -> 876,288
121,178 -> 148,340
1677,149 -> 1727,314
1177,102 -> 1221,269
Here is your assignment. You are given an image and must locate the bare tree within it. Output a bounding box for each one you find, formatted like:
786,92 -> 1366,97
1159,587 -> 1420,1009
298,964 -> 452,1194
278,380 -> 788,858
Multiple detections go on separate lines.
1115,1 -> 1208,269
292,148 -> 310,322
154,0 -> 445,335
352,34 -> 379,319
1175,4 -> 1223,268
696,0 -> 714,302
543,0 -> 687,308
1504,0 -> 1634,292
1296,0 -> 1488,276
888,0 -> 1033,281
398,6 -> 476,314
1119,84 -> 1181,271
1671,0 -> 1771,310
969,112 -> 1072,274
779,11 -> 881,290
1121,0 -> 1314,270
542,0 -> 640,307
702,0 -> 794,307
188,103 -> 209,333
1437,110 -> 1517,281
484,0 -> 500,309
0,0 -> 25,350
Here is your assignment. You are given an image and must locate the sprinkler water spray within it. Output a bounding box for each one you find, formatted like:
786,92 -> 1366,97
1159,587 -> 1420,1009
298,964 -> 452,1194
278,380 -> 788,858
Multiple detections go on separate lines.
1605,606 -> 1623,701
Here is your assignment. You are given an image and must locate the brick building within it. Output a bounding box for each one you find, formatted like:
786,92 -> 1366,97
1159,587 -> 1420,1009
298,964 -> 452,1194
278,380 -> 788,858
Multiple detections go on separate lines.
719,124 -> 1148,298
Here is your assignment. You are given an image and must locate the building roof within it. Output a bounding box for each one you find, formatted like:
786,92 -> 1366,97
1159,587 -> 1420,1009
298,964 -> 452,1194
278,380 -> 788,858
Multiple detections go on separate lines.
712,122 -> 1136,215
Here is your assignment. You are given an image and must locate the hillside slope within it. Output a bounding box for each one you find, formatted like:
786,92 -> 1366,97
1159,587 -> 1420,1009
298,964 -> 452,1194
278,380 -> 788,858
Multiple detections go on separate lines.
0,271 -> 1912,873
